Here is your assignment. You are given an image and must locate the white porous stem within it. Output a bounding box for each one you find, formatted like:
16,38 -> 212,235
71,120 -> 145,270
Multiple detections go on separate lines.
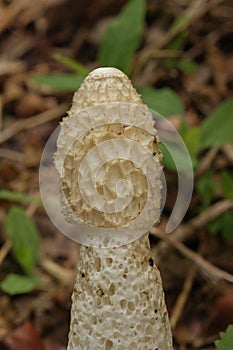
69,234 -> 173,350
55,67 -> 173,349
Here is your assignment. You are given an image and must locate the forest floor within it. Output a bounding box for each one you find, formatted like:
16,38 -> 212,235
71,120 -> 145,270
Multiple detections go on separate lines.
0,1 -> 233,349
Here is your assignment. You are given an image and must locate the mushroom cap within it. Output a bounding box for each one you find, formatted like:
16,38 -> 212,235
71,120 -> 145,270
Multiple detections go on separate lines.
69,66 -> 142,114
54,68 -> 162,248
88,67 -> 126,78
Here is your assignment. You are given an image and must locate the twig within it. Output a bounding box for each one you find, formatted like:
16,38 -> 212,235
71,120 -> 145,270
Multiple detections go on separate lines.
173,199 -> 233,242
39,257 -> 75,286
0,103 -> 68,144
136,49 -> 181,64
0,95 -> 3,133
222,143 -> 233,164
0,148 -> 25,162
188,199 -> 233,228
170,265 -> 196,329
0,0 -> 28,33
196,146 -> 220,177
136,0 -> 223,69
151,227 -> 233,283
19,0 -> 66,26
156,0 -> 223,49
0,95 -> 2,131
0,60 -> 25,76
153,200 -> 232,255
0,240 -> 12,266
25,202 -> 39,217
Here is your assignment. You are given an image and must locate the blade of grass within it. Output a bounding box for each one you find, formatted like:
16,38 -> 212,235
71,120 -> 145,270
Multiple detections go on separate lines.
32,73 -> 84,92
53,53 -> 89,75
0,190 -> 42,206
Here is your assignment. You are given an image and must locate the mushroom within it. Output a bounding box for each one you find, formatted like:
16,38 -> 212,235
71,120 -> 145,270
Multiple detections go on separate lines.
54,67 -> 173,349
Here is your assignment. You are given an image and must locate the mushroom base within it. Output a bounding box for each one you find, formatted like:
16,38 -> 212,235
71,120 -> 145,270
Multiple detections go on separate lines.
67,234 -> 173,350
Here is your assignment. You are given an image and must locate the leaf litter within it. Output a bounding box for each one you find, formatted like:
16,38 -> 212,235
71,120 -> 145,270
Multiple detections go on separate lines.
0,0 -> 233,349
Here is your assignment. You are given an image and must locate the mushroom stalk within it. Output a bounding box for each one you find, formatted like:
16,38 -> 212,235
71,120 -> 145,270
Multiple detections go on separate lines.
68,234 -> 173,349
54,67 -> 173,349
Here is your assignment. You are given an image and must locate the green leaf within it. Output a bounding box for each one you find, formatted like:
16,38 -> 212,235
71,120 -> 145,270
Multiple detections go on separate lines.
138,86 -> 184,116
6,206 -> 40,275
220,212 -> 233,240
99,0 -> 146,72
31,73 -> 84,92
0,190 -> 42,205
53,53 -> 89,75
208,212 -> 233,240
215,324 -> 233,350
169,32 -> 187,51
200,100 -> 233,149
197,170 -> 215,208
220,171 -> 233,200
159,142 -> 176,170
0,273 -> 38,295
181,126 -> 200,167
158,141 -> 192,172
176,59 -> 197,75
170,13 -> 189,31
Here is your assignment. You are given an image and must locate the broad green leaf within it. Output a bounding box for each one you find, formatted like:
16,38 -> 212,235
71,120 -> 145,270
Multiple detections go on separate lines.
158,141 -> 191,172
99,0 -> 146,72
181,126 -> 200,167
0,273 -> 38,295
220,171 -> 233,200
200,100 -> 233,149
6,206 -> 40,275
159,142 -> 176,170
138,86 -> 184,116
179,118 -> 189,135
197,170 -> 215,208
0,190 -> 42,205
32,73 -> 84,92
53,53 -> 89,75
215,324 -> 233,350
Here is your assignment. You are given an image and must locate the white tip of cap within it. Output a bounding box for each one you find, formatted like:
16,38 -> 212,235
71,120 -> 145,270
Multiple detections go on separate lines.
88,67 -> 125,79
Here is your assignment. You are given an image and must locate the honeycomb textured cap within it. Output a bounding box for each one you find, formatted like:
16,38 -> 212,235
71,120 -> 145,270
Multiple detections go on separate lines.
54,67 -> 162,248
88,67 -> 127,78
68,67 -> 143,114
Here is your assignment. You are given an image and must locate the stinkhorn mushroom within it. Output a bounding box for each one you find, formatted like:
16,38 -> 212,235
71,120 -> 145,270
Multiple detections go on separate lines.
54,67 -> 173,349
